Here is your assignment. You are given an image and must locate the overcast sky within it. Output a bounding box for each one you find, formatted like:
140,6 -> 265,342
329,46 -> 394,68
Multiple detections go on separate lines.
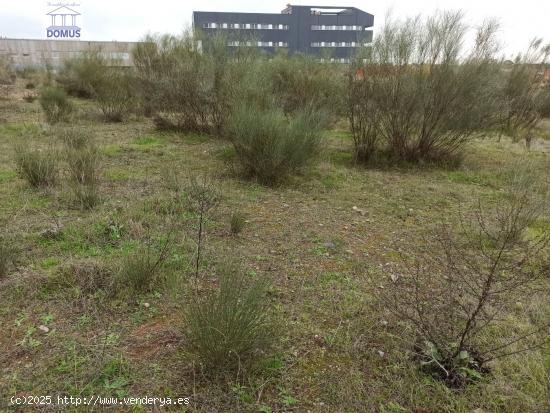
1,0 -> 549,58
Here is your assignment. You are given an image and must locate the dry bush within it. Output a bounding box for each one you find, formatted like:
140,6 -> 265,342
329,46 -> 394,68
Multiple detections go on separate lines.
94,68 -> 136,122
498,39 -> 550,147
14,144 -> 58,187
61,129 -> 101,209
39,86 -> 74,124
57,51 -> 108,98
348,12 -> 501,163
229,106 -> 325,185
132,32 -> 250,135
377,168 -> 550,387
186,262 -> 273,373
184,175 -> 221,277
229,212 -> 246,235
262,54 -> 345,120
66,259 -> 113,295
116,236 -> 173,295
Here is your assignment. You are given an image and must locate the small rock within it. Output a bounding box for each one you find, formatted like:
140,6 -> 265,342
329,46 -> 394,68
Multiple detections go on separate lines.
40,224 -> 64,240
323,241 -> 336,249
390,273 -> 399,282
143,302 -> 150,308
352,206 -> 367,215
38,325 -> 49,333
377,350 -> 385,358
380,320 -> 388,326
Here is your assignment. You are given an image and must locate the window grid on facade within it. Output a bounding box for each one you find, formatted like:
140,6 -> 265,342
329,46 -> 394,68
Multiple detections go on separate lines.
227,41 -> 288,47
311,25 -> 363,31
203,22 -> 289,30
311,41 -> 359,48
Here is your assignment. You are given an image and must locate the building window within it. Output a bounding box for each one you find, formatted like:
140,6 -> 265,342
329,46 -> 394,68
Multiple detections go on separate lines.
203,22 -> 217,28
311,24 -> 363,31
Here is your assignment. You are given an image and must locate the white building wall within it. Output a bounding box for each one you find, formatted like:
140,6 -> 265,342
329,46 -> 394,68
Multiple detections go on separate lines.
0,38 -> 138,68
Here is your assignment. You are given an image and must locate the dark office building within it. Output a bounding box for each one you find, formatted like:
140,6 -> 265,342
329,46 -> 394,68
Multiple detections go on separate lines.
192,4 -> 374,61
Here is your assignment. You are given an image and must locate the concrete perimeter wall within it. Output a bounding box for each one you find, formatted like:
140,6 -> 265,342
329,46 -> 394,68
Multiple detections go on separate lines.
0,38 -> 139,68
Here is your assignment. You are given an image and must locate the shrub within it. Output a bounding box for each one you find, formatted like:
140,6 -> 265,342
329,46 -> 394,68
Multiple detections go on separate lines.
70,183 -> 100,210
66,259 -> 113,295
377,167 -> 550,387
133,32 -> 249,135
66,145 -> 100,186
57,51 -> 107,98
498,39 -> 550,146
39,86 -> 73,124
61,129 -> 101,209
262,54 -> 345,120
348,13 -> 501,163
116,236 -> 173,295
229,107 -> 324,185
95,69 -> 136,122
14,144 -> 58,187
229,212 -> 246,235
58,127 -> 94,150
186,264 -> 272,372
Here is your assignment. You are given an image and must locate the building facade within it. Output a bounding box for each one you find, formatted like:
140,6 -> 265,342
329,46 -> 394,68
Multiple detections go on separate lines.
193,4 -> 374,61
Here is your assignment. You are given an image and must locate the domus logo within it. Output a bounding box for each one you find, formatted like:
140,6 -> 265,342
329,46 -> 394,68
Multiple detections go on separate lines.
46,4 -> 81,38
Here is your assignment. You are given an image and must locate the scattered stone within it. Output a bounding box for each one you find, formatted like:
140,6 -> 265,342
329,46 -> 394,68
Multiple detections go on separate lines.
38,325 -> 49,333
390,273 -> 399,282
377,350 -> 385,358
352,206 -> 367,215
143,302 -> 150,308
40,224 -> 64,240
323,241 -> 336,249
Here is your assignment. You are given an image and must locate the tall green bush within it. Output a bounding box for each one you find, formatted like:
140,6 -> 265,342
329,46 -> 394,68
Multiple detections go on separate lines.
39,86 -> 73,124
229,107 -> 324,185
348,12 -> 501,163
94,69 -> 135,122
57,51 -> 107,98
186,264 -> 272,372
14,144 -> 58,187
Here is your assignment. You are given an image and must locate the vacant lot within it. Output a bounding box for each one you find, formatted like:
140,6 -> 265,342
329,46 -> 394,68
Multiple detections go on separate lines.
1,83 -> 549,412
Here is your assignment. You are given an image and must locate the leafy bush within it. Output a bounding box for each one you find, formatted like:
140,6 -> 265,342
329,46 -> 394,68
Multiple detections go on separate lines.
229,107 -> 324,185
377,167 -> 550,387
95,69 -> 136,122
348,12 -> 501,163
186,265 -> 272,372
57,51 -> 107,98
14,144 -> 58,187
39,86 -> 73,124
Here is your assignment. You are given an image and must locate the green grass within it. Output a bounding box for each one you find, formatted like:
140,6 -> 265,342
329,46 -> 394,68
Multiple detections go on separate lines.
0,94 -> 549,413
